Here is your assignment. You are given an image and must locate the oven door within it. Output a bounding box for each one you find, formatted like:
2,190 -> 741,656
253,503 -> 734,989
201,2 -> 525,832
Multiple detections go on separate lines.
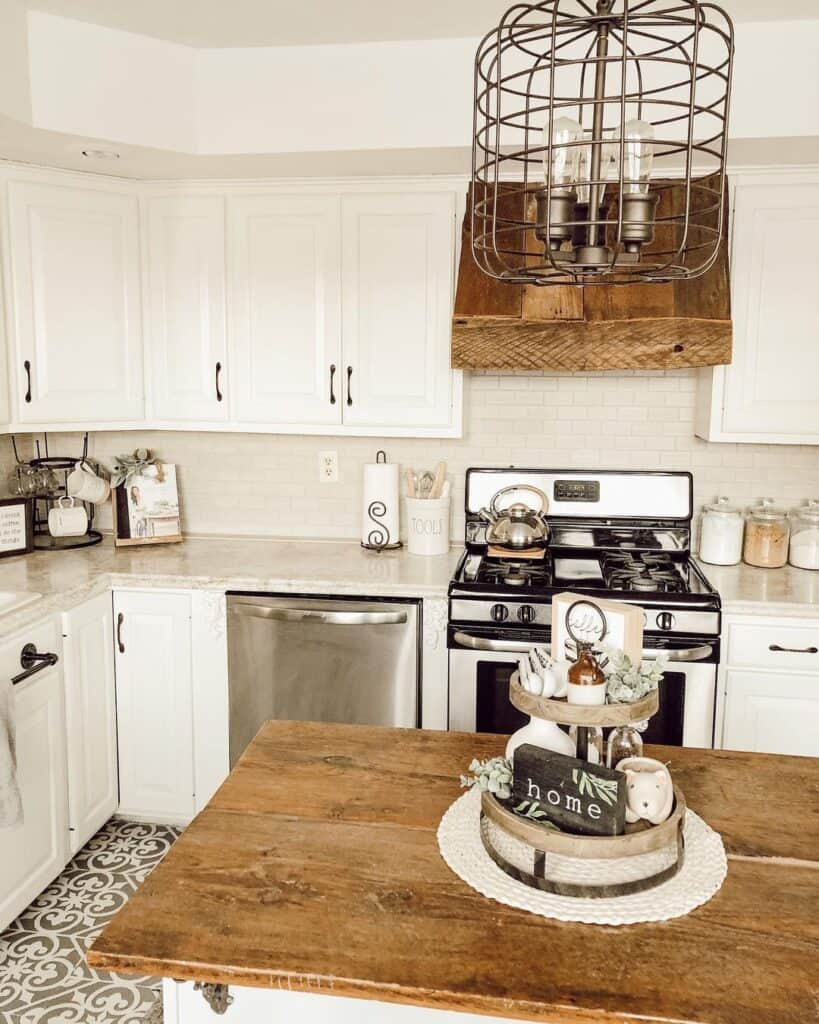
448,628 -> 719,747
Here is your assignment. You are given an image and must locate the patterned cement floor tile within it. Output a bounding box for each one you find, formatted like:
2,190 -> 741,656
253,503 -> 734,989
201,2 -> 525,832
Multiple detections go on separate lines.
0,820 -> 179,1024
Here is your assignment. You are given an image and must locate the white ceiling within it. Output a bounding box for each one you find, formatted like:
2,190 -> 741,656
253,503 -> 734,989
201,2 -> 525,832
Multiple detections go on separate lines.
22,0 -> 819,48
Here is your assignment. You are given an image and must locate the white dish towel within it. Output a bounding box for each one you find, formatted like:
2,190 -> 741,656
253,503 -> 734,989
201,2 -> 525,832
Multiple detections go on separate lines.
0,678 -> 22,827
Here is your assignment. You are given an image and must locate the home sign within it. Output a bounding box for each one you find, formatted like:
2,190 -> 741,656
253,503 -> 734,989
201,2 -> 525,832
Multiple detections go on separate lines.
511,744 -> 626,837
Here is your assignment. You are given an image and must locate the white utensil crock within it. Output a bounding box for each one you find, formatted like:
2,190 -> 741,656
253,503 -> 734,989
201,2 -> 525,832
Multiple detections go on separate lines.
48,497 -> 88,537
406,496 -> 450,556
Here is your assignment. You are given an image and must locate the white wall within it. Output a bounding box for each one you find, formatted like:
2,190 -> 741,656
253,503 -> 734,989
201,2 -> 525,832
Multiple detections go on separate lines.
23,12 -> 819,157
79,370 -> 819,542
27,11 -> 197,152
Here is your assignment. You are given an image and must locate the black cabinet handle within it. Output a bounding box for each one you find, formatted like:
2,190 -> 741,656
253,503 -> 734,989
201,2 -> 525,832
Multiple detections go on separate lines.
117,612 -> 125,653
769,643 -> 818,654
11,643 -> 58,686
215,361 -> 223,402
23,360 -> 31,403
329,364 -> 336,405
346,366 -> 353,407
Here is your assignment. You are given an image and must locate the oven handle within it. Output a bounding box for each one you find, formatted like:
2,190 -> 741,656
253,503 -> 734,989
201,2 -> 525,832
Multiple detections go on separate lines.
451,632 -> 713,662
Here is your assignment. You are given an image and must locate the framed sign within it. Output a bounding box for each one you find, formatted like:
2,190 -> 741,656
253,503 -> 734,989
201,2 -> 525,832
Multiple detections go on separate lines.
551,591 -> 643,663
112,464 -> 183,548
0,497 -> 34,558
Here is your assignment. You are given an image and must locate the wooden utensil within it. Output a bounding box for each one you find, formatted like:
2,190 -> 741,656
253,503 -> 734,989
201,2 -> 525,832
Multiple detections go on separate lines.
429,461 -> 447,499
405,468 -> 417,498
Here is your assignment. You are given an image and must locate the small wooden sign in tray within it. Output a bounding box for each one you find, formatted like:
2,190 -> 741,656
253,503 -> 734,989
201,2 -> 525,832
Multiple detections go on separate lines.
509,671 -> 658,726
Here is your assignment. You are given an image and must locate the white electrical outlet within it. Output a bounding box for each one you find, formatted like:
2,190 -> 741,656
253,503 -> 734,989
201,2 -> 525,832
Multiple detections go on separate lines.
318,450 -> 339,483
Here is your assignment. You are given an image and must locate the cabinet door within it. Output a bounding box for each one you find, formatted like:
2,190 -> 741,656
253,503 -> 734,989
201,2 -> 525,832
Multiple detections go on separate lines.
147,196 -> 229,423
62,592 -> 118,854
341,193 -> 455,429
228,195 -> 342,425
720,177 -> 819,440
7,181 -> 144,423
722,669 -> 819,757
0,646 -> 68,931
114,591 -> 194,823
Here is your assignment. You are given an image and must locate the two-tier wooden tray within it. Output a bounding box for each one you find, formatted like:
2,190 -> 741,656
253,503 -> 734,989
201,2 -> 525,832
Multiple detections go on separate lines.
480,674 -> 685,897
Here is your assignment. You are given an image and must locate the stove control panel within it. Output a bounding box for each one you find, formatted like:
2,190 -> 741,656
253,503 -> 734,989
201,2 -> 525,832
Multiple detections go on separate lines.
656,611 -> 676,631
490,603 -> 509,622
517,605 -> 536,623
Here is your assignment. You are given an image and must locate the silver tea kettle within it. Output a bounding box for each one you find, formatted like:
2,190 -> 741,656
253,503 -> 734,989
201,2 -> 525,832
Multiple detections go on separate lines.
479,485 -> 550,550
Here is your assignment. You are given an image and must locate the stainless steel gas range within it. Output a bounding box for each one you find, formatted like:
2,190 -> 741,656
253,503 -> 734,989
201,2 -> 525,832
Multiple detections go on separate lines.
448,468 -> 721,748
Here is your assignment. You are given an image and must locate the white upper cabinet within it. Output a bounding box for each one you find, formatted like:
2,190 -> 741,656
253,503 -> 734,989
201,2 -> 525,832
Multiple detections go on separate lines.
6,180 -> 144,424
228,194 -> 342,426
146,196 -> 228,423
696,172 -> 819,444
341,193 -> 456,431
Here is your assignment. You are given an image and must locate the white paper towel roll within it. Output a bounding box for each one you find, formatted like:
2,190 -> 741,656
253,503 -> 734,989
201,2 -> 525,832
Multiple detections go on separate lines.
361,452 -> 400,549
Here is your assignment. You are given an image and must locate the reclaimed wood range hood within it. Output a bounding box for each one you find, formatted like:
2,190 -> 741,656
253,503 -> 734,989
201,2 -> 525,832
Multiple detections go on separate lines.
452,175 -> 732,372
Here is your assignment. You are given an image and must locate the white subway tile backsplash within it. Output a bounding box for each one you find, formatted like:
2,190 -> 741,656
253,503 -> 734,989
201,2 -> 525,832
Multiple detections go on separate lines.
35,367 -> 814,542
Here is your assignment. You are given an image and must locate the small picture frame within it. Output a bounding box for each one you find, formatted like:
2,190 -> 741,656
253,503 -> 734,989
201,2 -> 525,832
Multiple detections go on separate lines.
0,497 -> 34,558
112,464 -> 183,548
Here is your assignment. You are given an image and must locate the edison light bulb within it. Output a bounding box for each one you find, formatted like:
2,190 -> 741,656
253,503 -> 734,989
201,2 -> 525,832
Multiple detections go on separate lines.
622,119 -> 654,195
544,116 -> 582,192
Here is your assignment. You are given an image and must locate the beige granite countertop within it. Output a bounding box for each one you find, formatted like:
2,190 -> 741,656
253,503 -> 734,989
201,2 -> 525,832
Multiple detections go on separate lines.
696,558 -> 819,617
0,537 -> 461,638
0,537 -> 815,639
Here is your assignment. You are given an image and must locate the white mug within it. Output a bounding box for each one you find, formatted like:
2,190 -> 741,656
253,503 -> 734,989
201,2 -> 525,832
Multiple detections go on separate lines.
48,497 -> 88,538
67,461 -> 110,504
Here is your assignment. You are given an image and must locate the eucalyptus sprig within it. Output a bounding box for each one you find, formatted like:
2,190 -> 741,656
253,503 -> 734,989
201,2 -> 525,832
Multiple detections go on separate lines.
460,756 -> 513,800
602,646 -> 667,704
110,449 -> 164,489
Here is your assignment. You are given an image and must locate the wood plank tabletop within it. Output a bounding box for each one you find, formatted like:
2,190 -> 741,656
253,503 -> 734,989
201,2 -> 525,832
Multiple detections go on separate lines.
87,722 -> 819,1024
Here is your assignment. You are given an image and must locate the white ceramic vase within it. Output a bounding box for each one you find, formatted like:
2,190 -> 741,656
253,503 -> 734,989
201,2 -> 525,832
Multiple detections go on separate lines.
505,715 -> 576,763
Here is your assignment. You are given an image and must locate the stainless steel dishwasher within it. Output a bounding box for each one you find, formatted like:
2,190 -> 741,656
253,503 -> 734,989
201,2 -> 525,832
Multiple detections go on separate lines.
226,592 -> 421,765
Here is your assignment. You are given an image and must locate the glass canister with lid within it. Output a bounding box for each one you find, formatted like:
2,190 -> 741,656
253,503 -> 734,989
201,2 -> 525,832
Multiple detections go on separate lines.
789,500 -> 819,571
699,496 -> 744,565
743,499 -> 790,568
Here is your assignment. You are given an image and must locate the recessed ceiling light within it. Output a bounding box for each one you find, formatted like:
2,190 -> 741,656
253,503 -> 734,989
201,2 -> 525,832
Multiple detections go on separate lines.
81,148 -> 121,160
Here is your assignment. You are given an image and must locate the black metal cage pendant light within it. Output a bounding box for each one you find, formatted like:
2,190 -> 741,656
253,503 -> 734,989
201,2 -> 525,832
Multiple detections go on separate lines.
472,0 -> 734,286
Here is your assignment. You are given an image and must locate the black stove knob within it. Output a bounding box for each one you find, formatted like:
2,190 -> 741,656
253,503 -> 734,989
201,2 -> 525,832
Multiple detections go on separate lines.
517,605 -> 536,624
490,603 -> 509,622
656,611 -> 676,631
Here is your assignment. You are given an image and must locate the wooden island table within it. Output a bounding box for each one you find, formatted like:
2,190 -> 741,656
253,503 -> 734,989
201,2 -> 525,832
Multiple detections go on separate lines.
87,722 -> 819,1024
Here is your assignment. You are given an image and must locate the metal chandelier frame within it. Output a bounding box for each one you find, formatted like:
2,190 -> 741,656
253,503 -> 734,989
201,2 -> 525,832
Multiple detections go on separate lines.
471,0 -> 735,286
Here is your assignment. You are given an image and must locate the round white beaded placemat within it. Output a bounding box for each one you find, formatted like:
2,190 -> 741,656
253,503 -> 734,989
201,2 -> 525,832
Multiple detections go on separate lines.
438,787 -> 727,926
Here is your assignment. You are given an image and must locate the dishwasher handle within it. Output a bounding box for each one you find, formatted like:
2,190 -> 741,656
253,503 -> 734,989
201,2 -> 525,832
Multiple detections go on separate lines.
232,604 -> 408,626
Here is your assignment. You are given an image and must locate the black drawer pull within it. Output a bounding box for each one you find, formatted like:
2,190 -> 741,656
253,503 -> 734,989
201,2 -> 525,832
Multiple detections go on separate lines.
11,643 -> 58,685
329,364 -> 336,405
117,612 -> 125,653
23,360 -> 32,403
769,643 -> 818,655
346,366 -> 353,407
215,361 -> 223,402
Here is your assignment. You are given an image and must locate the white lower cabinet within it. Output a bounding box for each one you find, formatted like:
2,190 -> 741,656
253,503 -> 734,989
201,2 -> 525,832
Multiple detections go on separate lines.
722,669 -> 819,758
0,620 -> 68,931
719,613 -> 819,757
114,591 -> 195,824
62,592 -> 118,854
